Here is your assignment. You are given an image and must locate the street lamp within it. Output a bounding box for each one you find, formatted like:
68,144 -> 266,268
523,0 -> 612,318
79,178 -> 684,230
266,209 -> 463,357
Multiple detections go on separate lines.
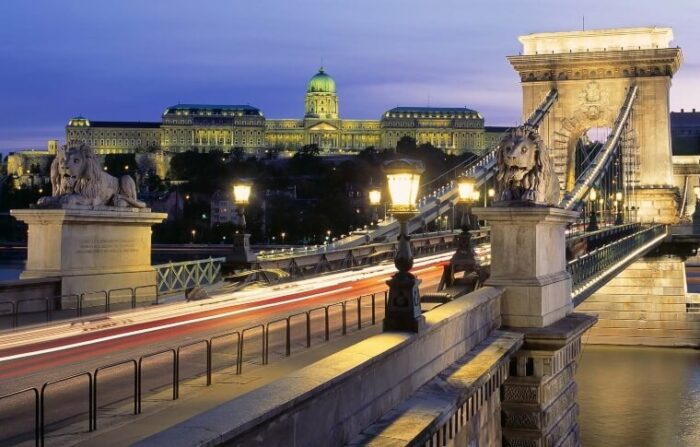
615,191 -> 624,225
231,180 -> 253,263
457,176 -> 479,231
232,181 -> 252,230
587,188 -> 599,232
369,188 -> 382,225
383,159 -> 425,332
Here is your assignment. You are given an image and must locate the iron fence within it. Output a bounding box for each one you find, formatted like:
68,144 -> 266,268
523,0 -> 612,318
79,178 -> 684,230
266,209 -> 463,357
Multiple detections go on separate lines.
0,290 -> 387,446
0,286 -> 158,330
154,257 -> 225,295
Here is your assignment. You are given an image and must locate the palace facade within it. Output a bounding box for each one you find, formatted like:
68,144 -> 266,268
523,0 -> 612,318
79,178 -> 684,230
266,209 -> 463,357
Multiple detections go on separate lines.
65,68 -> 493,156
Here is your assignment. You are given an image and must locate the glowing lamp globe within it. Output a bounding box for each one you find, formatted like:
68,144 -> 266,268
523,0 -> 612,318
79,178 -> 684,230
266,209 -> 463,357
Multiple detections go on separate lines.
615,191 -> 623,202
233,182 -> 252,205
457,177 -> 476,203
368,189 -> 382,206
384,159 -> 424,216
588,188 -> 597,202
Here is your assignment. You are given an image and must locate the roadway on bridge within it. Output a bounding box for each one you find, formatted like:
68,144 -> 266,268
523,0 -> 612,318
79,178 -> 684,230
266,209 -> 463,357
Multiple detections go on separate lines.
0,254 -> 450,446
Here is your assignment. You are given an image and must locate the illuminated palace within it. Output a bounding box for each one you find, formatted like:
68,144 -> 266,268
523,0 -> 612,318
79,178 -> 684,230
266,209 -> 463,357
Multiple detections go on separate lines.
65,68 -> 494,155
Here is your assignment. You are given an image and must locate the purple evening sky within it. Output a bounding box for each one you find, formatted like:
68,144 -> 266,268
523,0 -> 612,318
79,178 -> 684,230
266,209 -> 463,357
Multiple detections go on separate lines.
1,0 -> 699,153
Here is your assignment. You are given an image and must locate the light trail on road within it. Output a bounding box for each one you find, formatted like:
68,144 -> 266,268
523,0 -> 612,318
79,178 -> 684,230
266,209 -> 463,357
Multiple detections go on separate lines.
0,253 -> 451,383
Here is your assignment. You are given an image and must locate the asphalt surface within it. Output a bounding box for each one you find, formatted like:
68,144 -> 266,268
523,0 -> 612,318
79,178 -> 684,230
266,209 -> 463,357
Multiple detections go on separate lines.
0,259 -> 447,446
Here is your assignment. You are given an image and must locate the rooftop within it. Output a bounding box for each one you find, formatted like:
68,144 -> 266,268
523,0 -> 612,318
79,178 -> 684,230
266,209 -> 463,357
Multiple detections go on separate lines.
384,107 -> 480,118
67,117 -> 161,128
164,104 -> 263,116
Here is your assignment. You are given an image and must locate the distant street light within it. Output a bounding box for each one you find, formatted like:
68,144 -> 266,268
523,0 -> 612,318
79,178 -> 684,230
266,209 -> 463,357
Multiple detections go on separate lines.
233,180 -> 252,230
615,191 -> 624,225
383,159 -> 425,332
281,232 -> 286,244
191,229 -> 196,242
587,188 -> 599,232
368,188 -> 382,226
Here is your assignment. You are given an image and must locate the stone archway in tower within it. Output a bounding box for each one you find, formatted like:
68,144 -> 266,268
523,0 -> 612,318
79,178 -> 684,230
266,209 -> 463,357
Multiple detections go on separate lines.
550,83 -> 617,191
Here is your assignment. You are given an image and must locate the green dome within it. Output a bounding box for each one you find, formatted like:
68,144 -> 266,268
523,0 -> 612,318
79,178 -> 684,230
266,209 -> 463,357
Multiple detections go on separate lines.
307,67 -> 336,93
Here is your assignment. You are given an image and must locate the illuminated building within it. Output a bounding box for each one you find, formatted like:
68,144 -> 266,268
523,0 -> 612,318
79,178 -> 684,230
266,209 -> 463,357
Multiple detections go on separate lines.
65,67 -> 489,155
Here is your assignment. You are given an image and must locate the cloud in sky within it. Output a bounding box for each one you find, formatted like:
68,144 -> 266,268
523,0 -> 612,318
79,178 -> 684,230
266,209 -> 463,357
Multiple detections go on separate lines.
1,0 -> 699,151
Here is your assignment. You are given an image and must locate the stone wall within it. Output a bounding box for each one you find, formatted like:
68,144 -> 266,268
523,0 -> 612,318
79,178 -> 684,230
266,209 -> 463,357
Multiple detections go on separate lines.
575,256 -> 700,346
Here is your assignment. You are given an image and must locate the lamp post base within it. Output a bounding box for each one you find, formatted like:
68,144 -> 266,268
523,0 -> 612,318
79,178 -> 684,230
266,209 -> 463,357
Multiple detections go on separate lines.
383,272 -> 425,332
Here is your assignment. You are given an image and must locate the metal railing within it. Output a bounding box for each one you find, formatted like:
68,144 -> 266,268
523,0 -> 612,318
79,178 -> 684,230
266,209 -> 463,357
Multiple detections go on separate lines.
0,285 -> 158,330
567,224 -> 667,303
0,290 -> 387,446
154,257 -> 225,295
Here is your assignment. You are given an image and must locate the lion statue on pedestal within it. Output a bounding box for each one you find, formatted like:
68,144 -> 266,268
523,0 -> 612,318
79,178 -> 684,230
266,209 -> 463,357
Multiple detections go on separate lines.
494,126 -> 560,206
38,143 -> 146,208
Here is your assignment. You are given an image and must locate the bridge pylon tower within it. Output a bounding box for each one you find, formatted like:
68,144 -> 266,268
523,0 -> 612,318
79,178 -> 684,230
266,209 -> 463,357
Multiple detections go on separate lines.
508,27 -> 683,223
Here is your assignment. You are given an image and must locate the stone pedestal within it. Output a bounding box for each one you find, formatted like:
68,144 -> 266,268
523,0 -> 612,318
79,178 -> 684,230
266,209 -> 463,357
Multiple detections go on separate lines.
474,206 -> 579,328
630,186 -> 679,224
11,207 -> 167,297
229,233 -> 256,264
383,272 -> 425,332
500,314 -> 597,447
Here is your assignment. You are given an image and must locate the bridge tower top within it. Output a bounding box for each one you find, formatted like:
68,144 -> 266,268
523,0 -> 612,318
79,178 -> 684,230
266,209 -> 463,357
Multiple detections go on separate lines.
508,27 -> 683,223
518,27 -> 675,55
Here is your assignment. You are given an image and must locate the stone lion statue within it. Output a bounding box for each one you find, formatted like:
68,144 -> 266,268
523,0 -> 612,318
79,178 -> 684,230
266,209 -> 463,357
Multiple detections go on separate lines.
38,143 -> 146,208
494,126 -> 560,206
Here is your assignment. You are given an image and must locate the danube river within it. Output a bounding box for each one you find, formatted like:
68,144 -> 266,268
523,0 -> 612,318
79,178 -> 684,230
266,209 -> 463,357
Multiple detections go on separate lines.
577,345 -> 700,447
0,262 -> 23,281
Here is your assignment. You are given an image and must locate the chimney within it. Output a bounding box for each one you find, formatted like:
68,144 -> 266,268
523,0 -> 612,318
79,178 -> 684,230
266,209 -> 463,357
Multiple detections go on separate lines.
694,108 -> 697,113
681,108 -> 685,113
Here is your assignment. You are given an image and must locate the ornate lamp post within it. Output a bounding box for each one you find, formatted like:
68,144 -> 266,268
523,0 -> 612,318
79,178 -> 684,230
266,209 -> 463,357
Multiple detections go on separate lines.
615,191 -> 624,225
383,159 -> 425,332
587,188 -> 599,232
368,188 -> 382,226
231,180 -> 253,263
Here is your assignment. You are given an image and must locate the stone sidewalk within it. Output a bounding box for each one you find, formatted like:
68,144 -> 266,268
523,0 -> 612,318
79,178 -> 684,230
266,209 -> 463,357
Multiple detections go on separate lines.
66,325 -> 381,447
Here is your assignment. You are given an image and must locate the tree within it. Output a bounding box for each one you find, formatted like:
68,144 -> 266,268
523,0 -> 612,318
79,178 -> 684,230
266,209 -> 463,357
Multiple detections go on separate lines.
104,154 -> 138,178
231,147 -> 246,163
290,144 -> 323,175
396,136 -> 417,152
